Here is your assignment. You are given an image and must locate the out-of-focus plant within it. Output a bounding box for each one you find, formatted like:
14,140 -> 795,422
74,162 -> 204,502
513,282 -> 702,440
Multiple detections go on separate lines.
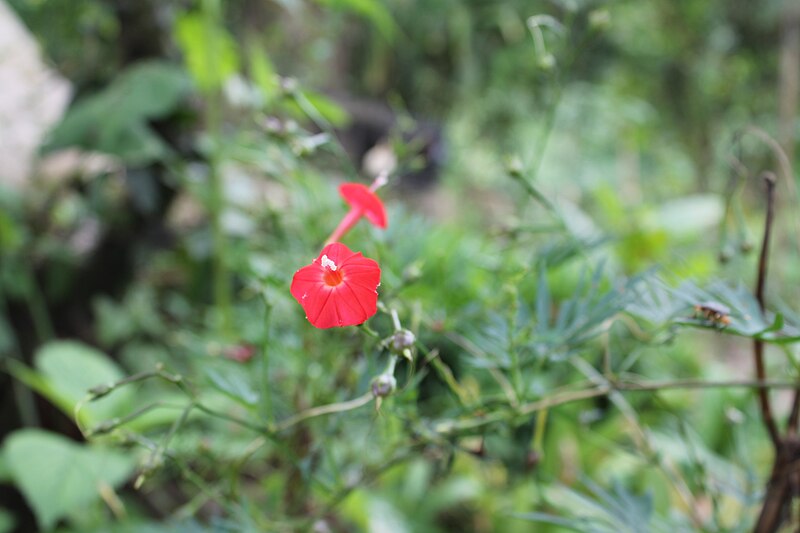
1,0 -> 798,532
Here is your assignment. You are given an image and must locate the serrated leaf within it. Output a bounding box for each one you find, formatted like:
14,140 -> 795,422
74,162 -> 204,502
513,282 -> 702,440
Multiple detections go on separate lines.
534,480 -> 667,533
542,484 -> 622,529
3,429 -> 135,530
682,286 -> 800,343
535,265 -> 550,335
511,511 -> 599,532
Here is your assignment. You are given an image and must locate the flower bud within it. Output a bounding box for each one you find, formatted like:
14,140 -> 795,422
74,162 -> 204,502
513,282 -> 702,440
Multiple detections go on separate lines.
718,245 -> 734,264
725,407 -> 744,424
371,374 -> 397,398
262,116 -> 284,135
588,9 -> 610,31
402,262 -> 423,284
88,382 -> 114,400
390,329 -> 415,353
505,155 -> 524,178
538,53 -> 556,71
279,76 -> 298,95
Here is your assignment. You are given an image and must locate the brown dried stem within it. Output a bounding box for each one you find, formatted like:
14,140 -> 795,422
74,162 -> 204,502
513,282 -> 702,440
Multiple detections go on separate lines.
754,171 -> 781,447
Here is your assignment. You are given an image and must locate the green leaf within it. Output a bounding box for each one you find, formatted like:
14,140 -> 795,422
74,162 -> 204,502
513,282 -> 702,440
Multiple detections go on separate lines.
0,455 -> 9,482
660,279 -> 800,343
367,497 -> 411,533
94,296 -> 137,346
3,429 -> 135,530
4,358 -> 65,412
24,341 -> 133,426
248,45 -> 279,104
46,61 -> 190,164
205,364 -> 259,407
313,0 -> 397,41
535,264 -> 551,335
175,12 -> 240,92
86,519 -> 216,533
284,89 -> 350,128
528,480 -> 664,533
0,508 -> 14,533
648,194 -> 723,236
511,512 -> 586,531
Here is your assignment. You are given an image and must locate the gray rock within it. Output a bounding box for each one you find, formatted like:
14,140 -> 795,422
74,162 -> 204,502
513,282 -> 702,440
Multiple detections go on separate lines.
0,1 -> 71,190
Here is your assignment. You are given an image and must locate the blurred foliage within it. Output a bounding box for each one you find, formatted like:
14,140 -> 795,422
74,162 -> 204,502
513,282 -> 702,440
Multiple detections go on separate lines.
46,61 -> 191,165
1,0 -> 799,531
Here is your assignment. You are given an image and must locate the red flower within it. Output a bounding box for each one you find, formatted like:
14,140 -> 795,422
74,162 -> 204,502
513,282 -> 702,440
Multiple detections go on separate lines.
325,180 -> 388,244
290,242 -> 381,328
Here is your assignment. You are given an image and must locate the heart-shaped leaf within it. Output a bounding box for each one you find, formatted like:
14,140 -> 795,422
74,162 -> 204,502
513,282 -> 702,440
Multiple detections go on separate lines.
35,341 -> 134,425
3,429 -> 136,530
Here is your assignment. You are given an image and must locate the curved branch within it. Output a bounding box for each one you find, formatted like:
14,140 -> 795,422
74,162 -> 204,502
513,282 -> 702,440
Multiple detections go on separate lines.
754,172 -> 781,447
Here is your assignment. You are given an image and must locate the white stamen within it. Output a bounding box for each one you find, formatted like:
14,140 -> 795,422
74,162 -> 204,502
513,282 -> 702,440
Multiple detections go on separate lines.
320,254 -> 337,271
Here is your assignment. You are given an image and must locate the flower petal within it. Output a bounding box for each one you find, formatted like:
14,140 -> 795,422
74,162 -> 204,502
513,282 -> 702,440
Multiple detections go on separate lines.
290,243 -> 381,329
339,183 -> 387,228
318,242 -> 356,266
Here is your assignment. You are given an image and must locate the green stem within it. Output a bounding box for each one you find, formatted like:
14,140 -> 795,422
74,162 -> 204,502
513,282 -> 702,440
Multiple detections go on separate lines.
25,270 -> 55,342
275,392 -> 373,432
390,308 -> 402,332
261,294 -> 273,422
84,401 -> 177,437
431,376 -> 800,436
136,402 -> 194,489
509,349 -> 522,399
0,288 -> 40,426
423,348 -> 469,407
384,353 -> 398,376
202,0 -> 232,333
290,89 -> 362,179
209,151 -> 231,331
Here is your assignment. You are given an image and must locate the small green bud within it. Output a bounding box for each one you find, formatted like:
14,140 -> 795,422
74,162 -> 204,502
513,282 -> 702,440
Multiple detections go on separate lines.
505,155 -> 524,178
89,383 -> 114,400
588,9 -> 610,31
402,262 -> 423,284
538,53 -> 556,70
725,406 -> 744,424
87,418 -> 120,437
718,245 -> 734,264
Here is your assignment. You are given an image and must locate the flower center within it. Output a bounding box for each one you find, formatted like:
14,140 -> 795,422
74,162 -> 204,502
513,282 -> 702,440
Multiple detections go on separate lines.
321,255 -> 344,286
